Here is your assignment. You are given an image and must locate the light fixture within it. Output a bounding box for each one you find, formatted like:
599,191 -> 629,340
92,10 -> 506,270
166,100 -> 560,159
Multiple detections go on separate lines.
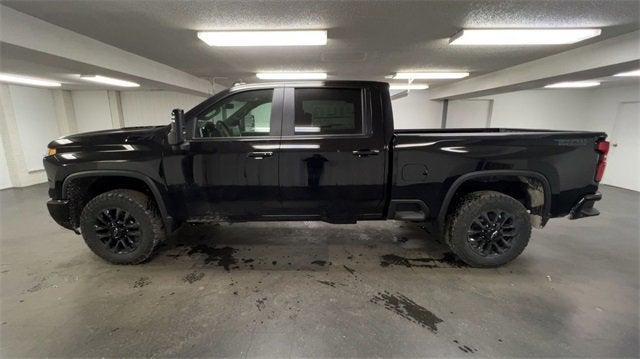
80,75 -> 140,87
0,73 -> 61,87
253,144 -> 320,150
614,69 -> 640,77
544,81 -> 601,88
256,72 -> 327,80
295,126 -> 321,133
197,30 -> 327,46
450,28 -> 601,45
389,84 -> 429,90
393,72 -> 469,80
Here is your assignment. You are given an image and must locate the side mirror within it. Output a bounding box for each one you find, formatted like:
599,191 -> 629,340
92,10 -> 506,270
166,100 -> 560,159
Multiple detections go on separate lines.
168,108 -> 185,146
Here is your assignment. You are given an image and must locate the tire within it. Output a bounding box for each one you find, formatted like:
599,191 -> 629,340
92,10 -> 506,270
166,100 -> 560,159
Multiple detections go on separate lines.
445,191 -> 531,268
79,189 -> 165,264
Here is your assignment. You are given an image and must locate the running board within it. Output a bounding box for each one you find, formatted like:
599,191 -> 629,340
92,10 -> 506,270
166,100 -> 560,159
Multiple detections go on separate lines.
387,200 -> 430,222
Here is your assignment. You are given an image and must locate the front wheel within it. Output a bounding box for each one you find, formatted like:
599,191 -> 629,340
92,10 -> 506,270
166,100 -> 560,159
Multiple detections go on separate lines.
79,189 -> 165,264
445,191 -> 531,268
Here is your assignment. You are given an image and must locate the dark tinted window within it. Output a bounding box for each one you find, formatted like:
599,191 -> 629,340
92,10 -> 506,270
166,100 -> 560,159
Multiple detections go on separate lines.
294,88 -> 362,135
196,89 -> 273,138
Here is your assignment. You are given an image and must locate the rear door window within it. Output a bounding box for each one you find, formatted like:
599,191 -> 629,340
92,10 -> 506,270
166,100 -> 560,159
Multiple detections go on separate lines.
293,88 -> 363,135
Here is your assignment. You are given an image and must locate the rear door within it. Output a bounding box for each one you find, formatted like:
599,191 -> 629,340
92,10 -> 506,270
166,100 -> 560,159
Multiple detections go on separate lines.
277,85 -> 386,221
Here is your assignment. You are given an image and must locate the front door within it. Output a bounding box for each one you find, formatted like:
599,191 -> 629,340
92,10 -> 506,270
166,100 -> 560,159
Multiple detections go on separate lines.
183,88 -> 283,220
277,86 -> 387,222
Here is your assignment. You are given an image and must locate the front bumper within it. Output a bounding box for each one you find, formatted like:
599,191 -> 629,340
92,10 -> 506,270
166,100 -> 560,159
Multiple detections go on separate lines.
47,199 -> 74,230
569,192 -> 602,220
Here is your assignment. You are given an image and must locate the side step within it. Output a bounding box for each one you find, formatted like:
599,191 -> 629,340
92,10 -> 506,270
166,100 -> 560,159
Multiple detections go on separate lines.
387,200 -> 430,222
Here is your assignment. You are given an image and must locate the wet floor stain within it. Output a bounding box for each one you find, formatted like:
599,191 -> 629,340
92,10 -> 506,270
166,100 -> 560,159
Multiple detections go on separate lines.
317,280 -> 337,287
439,252 -> 468,267
186,245 -> 238,271
370,291 -> 443,332
380,252 -> 467,268
133,277 -> 151,288
183,271 -> 205,284
343,265 -> 356,275
453,340 -> 477,353
256,297 -> 267,311
380,254 -> 437,268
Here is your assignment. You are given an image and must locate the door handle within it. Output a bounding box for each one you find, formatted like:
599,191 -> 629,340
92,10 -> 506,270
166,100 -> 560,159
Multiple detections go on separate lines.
247,151 -> 273,159
352,149 -> 380,158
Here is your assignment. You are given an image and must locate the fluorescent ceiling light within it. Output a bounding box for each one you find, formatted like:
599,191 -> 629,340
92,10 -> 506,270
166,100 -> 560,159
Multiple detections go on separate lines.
394,72 -> 469,80
198,30 -> 327,46
450,28 -> 601,45
389,84 -> 429,90
256,72 -> 327,80
295,126 -> 321,133
80,75 -> 140,87
0,73 -> 61,87
614,69 -> 640,77
544,81 -> 601,88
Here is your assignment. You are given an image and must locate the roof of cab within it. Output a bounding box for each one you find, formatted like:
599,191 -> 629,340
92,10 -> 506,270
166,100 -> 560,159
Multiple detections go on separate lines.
228,80 -> 390,92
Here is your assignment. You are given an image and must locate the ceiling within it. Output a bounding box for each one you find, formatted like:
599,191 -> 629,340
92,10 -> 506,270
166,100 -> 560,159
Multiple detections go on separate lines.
0,43 -> 196,91
1,0 -> 639,88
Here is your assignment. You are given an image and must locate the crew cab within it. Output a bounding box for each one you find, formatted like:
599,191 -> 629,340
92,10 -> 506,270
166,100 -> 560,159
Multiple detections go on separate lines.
44,81 -> 608,267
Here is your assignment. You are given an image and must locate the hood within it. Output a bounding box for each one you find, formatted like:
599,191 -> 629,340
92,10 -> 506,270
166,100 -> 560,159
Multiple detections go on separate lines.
48,126 -> 169,149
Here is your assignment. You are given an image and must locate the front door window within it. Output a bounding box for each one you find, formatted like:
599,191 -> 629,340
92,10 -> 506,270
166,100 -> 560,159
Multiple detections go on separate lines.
195,89 -> 274,138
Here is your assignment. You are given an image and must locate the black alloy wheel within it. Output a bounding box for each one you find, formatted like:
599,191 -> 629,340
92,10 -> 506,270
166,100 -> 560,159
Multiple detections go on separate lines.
93,208 -> 141,254
467,210 -> 517,257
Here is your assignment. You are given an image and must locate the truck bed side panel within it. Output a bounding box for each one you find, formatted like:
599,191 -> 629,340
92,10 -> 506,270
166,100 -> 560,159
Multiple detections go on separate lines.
392,130 -> 606,219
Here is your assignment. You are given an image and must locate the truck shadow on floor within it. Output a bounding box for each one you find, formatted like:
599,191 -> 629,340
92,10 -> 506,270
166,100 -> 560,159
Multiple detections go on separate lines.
151,222 -> 468,271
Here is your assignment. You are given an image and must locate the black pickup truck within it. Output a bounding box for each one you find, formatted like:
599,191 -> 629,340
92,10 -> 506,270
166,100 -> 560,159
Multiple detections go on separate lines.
44,81 -> 608,267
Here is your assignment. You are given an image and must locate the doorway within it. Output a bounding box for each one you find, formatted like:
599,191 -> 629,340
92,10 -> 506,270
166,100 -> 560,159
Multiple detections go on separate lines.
603,101 -> 639,192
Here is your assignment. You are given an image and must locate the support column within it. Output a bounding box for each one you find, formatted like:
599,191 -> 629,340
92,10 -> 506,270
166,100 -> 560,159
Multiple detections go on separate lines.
440,99 -> 449,129
53,89 -> 77,135
107,90 -> 124,128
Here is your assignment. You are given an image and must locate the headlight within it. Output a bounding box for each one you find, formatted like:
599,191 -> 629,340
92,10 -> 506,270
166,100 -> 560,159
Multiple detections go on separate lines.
47,148 -> 57,156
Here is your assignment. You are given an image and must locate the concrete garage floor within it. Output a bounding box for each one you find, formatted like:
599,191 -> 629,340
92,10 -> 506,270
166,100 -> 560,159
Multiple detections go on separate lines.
0,185 -> 638,357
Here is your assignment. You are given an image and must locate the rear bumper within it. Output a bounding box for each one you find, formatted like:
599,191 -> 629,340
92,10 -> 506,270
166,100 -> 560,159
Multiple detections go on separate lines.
47,199 -> 75,230
569,192 -> 602,220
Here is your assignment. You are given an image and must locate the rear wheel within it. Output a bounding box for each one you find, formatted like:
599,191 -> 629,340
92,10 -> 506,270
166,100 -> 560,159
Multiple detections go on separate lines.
445,191 -> 531,268
80,189 -> 164,264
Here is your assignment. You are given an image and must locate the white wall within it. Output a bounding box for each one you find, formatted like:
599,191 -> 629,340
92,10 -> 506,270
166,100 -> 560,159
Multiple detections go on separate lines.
485,89 -> 594,130
72,90 -> 113,132
447,99 -> 492,128
0,87 -> 208,188
586,85 -> 640,134
9,85 -> 60,172
0,135 -> 12,189
121,91 -> 206,127
391,90 -> 442,129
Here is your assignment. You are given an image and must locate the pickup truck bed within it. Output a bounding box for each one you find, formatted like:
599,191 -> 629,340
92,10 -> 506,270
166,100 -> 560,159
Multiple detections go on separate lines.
391,128 -> 605,224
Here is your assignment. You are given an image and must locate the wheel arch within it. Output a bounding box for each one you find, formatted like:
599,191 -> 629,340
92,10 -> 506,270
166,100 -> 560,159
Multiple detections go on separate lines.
62,170 -> 173,232
437,170 -> 552,228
